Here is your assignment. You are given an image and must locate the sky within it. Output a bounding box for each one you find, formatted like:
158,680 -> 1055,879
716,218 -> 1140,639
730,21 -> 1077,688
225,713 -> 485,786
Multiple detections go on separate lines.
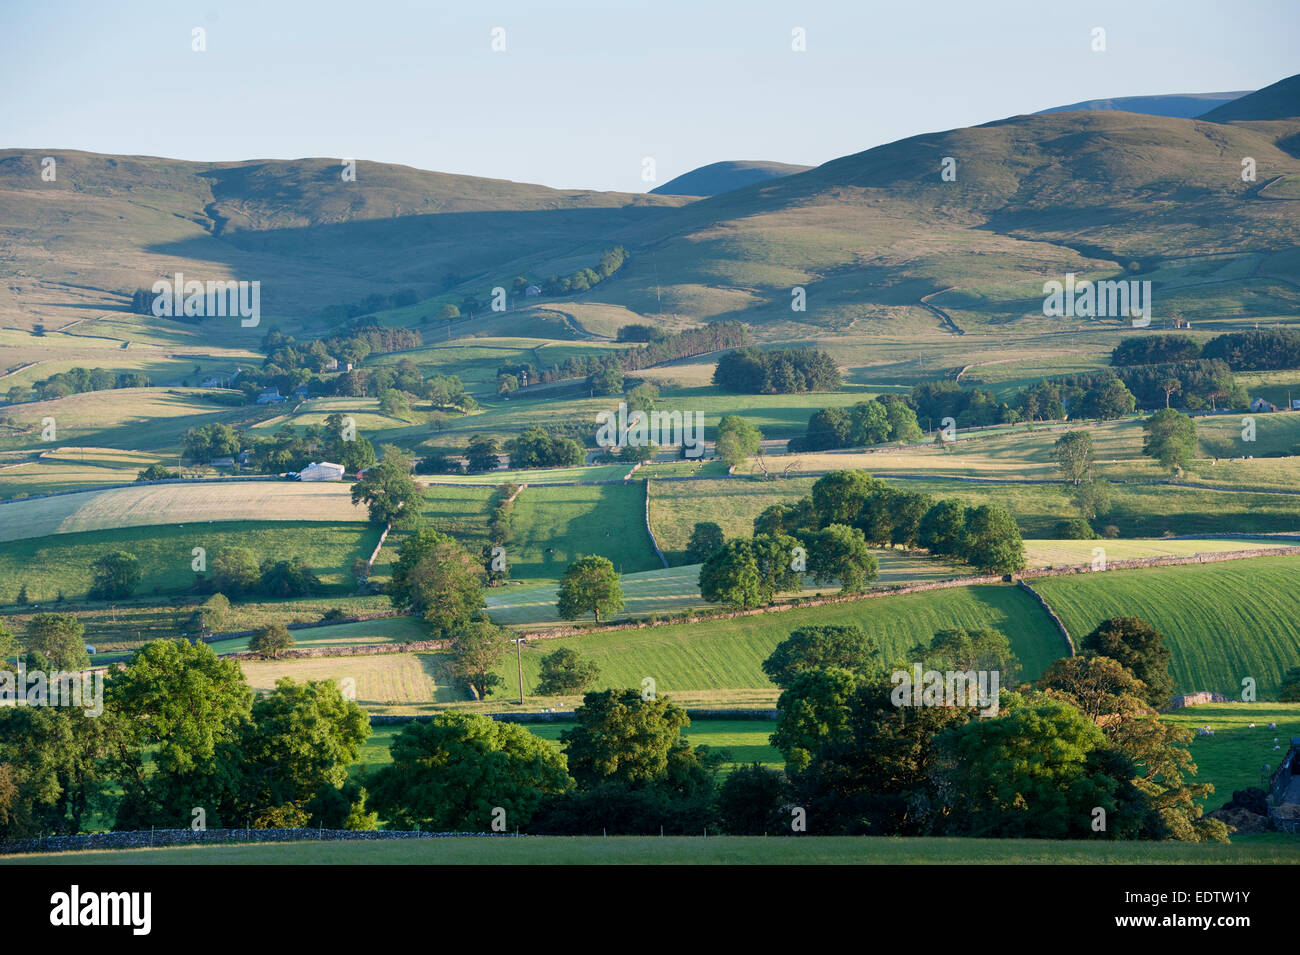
2,0 -> 1297,193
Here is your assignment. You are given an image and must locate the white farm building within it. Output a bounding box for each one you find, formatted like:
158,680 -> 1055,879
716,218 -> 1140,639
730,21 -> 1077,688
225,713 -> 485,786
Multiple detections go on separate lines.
299,461 -> 346,481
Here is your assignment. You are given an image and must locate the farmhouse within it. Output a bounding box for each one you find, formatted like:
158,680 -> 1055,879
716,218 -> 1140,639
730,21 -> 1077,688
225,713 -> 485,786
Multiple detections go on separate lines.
1269,738 -> 1300,832
299,461 -> 345,481
256,387 -> 287,405
1250,397 -> 1279,413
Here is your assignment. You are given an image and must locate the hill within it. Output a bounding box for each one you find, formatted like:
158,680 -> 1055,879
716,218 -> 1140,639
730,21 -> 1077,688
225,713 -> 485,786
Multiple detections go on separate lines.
650,160 -> 813,197
3,72 -> 1299,360
1037,90 -> 1249,118
1201,73 -> 1300,122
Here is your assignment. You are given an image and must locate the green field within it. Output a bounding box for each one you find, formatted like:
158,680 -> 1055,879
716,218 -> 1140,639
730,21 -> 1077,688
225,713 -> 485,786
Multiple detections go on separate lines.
1165,703 -> 1300,806
0,521 -> 381,603
503,483 -> 662,584
1034,556 -> 1300,697
7,834 -> 1296,865
486,583 -> 1063,708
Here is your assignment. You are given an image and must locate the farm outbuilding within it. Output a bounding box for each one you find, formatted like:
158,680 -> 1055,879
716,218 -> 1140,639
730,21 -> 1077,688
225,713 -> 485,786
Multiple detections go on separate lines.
299,461 -> 345,481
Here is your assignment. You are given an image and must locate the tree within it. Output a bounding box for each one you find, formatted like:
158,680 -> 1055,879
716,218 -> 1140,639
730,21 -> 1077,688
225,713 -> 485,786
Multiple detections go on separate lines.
888,492 -> 936,549
400,536 -> 486,635
684,522 -> 725,563
107,640 -> 251,827
258,557 -> 321,598
1081,617 -> 1174,708
249,624 -> 294,660
556,556 -> 624,623
1281,666 -> 1300,702
1142,408 -> 1197,472
1161,378 -> 1181,409
211,547 -> 261,596
1038,655 -> 1149,726
0,621 -> 16,667
561,689 -> 694,789
718,764 -> 790,835
771,667 -> 860,773
805,524 -> 877,594
919,628 -> 1020,686
24,614 -> 88,670
135,464 -> 176,482
958,503 -> 1025,574
762,625 -> 879,689
1069,477 -> 1112,521
715,415 -> 762,469
350,460 -> 419,525
810,470 -> 881,527
940,695 -> 1128,839
917,499 -> 968,557
588,365 -> 624,396
185,594 -> 230,639
698,539 -> 764,609
448,622 -> 508,700
369,713 -> 571,831
465,434 -> 502,473
86,550 -> 141,601
1052,431 -> 1094,486
1080,378 -> 1136,420
237,678 -> 369,823
535,648 -> 600,696
438,303 -> 460,322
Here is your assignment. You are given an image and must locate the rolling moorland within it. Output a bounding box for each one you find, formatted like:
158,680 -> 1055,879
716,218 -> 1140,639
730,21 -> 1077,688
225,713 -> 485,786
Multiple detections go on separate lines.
1,72 -> 1300,862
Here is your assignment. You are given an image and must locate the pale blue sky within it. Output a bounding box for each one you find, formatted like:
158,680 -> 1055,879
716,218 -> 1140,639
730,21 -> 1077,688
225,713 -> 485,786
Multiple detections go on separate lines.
2,0 -> 1296,192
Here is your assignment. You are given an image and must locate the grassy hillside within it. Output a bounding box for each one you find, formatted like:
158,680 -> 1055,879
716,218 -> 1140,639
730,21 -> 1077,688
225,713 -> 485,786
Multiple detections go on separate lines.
1033,556 -> 1300,697
0,520 -> 381,601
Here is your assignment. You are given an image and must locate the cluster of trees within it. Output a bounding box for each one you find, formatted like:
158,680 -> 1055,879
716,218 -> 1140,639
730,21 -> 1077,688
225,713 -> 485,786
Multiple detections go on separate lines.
752,618 -> 1226,840
506,427 -> 585,469
202,548 -> 322,599
0,638 -> 376,837
788,396 -> 923,452
914,362 -> 1245,425
540,246 -> 629,296
183,414 -> 381,475
315,288 -> 421,322
712,347 -> 841,395
1115,329 -> 1300,373
692,471 -> 1023,609
367,688 -> 726,834
12,367 -> 151,403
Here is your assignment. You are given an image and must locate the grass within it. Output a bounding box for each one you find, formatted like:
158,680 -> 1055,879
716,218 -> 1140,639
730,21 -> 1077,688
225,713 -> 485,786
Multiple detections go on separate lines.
1033,555 -> 1300,697
0,388 -> 247,455
1164,703 -> 1300,807
353,719 -> 781,776
484,582 -> 1063,709
206,613 -> 426,654
0,480 -> 364,543
1022,536 -> 1297,568
503,483 -> 662,584
240,653 -> 447,710
486,551 -> 962,628
8,835 -> 1297,865
0,521 -> 381,602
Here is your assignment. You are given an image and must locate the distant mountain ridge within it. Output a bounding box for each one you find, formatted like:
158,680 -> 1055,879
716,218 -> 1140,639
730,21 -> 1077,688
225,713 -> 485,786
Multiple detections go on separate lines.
1038,90 -> 1250,119
650,160 -> 812,197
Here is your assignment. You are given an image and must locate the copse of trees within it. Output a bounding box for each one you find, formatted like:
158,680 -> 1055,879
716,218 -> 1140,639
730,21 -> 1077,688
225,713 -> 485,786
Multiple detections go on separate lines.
542,246 -> 629,296
713,347 -> 841,395
28,367 -> 151,401
1111,335 -> 1201,367
789,396 -> 922,452
87,551 -> 141,601
508,426 -> 585,469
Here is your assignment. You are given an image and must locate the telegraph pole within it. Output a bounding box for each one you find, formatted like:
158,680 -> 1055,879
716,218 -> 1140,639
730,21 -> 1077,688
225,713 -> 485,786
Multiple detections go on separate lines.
516,637 -> 524,705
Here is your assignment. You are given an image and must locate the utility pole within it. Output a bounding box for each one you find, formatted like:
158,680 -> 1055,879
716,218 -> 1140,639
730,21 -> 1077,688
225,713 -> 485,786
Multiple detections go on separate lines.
516,638 -> 524,705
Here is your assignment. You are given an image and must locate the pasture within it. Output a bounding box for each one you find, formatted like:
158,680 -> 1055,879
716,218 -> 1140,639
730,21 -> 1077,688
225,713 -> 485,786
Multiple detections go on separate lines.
1033,555 -> 1300,698
0,480 -> 364,543
487,582 -> 1063,708
10,835 -> 1296,865
0,520 -> 381,602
